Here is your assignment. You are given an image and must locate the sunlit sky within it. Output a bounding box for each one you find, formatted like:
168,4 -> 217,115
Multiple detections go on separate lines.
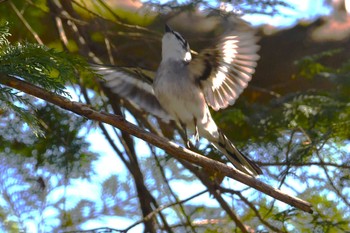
243,1 -> 332,26
24,1 -> 337,232
147,0 -> 333,26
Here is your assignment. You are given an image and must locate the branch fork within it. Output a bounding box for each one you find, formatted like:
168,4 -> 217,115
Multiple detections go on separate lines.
0,74 -> 313,213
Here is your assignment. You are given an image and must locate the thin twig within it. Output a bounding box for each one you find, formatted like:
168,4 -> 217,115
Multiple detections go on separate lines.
179,160 -> 250,232
149,146 -> 197,232
105,37 -> 115,65
64,227 -> 123,233
54,16 -> 69,49
316,148 -> 350,208
220,187 -> 285,233
78,79 -> 132,169
130,110 -> 197,231
87,0 -> 157,34
123,190 -> 207,232
265,129 -> 295,218
210,187 -> 249,232
0,74 -> 313,214
258,161 -> 350,169
9,1 -> 44,45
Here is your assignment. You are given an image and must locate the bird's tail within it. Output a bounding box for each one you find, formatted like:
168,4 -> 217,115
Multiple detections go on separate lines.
212,130 -> 262,176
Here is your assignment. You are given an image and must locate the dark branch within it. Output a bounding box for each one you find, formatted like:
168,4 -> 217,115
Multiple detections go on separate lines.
0,74 -> 313,213
124,190 -> 207,232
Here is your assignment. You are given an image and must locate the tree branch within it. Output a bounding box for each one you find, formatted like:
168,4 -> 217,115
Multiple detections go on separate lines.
220,187 -> 285,232
259,161 -> 350,169
124,190 -> 207,232
203,179 -> 250,232
0,74 -> 313,213
10,1 -> 44,45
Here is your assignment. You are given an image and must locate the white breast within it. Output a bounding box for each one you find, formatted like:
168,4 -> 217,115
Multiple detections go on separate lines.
154,60 -> 207,129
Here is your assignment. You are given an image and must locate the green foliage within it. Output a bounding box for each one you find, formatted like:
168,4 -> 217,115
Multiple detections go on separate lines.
0,21 -> 98,231
0,86 -> 43,136
0,22 -> 95,136
0,102 -> 96,175
0,22 -> 10,46
0,101 -> 97,231
0,203 -> 21,233
294,49 -> 341,79
0,23 -> 45,135
268,55 -> 350,140
0,26 -> 91,97
1,0 -> 350,232
223,49 -> 350,152
288,192 -> 350,232
213,49 -> 350,232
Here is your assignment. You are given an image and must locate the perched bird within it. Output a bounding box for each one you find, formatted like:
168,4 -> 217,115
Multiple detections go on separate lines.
94,23 -> 262,176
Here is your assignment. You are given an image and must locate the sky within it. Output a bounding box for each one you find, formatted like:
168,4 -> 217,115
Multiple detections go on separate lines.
23,1 -> 336,232
243,1 -> 332,26
143,0 -> 333,27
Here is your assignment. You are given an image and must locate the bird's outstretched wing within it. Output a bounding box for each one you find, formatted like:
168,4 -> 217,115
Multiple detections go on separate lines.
92,64 -> 172,122
190,27 -> 260,111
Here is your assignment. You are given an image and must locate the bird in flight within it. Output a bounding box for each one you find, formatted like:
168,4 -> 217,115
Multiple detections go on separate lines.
94,22 -> 262,176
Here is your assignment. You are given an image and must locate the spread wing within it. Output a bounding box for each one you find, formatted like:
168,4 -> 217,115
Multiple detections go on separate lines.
92,64 -> 172,122
190,27 -> 260,111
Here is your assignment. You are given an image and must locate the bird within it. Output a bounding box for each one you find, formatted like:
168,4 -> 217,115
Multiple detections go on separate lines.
94,22 -> 262,176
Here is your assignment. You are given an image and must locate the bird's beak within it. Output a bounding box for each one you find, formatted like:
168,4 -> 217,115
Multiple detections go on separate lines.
190,49 -> 198,55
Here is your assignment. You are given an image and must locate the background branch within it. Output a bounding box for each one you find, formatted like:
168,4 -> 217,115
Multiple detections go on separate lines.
0,74 -> 313,214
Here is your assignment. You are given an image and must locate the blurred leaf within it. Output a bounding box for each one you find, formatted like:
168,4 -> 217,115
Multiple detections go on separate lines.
294,49 -> 341,79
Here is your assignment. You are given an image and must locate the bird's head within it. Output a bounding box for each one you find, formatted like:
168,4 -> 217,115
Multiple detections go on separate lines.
161,24 -> 192,63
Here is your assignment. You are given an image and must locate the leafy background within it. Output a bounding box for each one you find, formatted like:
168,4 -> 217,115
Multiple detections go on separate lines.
0,0 -> 349,232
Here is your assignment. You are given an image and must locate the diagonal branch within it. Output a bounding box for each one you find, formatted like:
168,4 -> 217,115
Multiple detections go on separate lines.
0,74 -> 313,214
178,159 -> 250,232
9,2 -> 44,45
220,187 -> 285,232
124,190 -> 207,232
